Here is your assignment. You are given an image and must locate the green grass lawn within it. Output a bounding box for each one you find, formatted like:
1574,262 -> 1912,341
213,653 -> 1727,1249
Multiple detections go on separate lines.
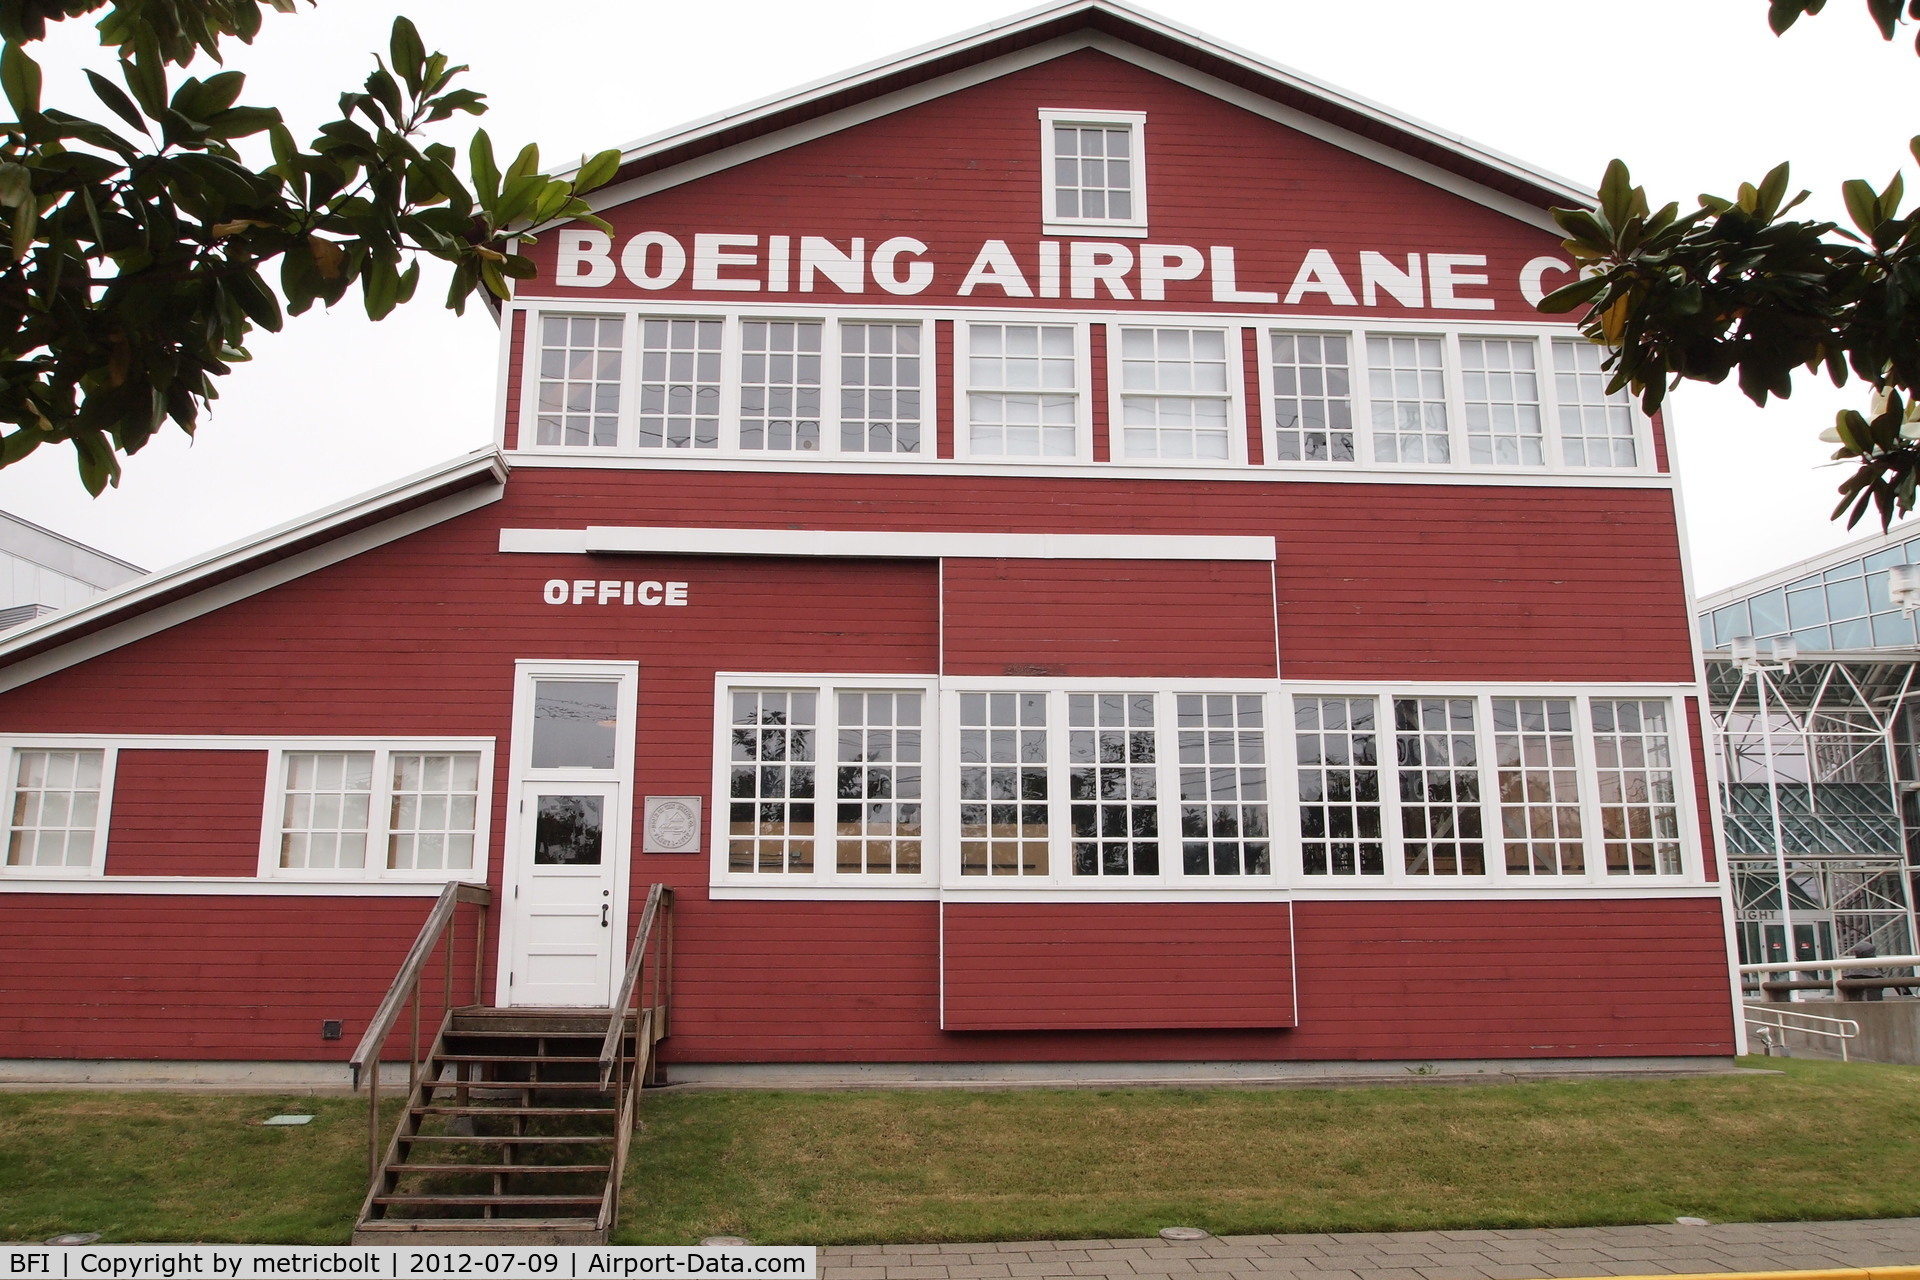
7,1059 -> 1920,1245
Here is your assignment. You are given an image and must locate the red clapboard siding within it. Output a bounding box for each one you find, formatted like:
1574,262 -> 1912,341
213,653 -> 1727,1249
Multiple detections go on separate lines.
503,309 -> 526,451
105,750 -> 268,877
1241,327 -> 1265,466
940,902 -> 1294,1030
1286,897 -> 1736,1059
1686,697 -> 1719,882
654,894 -> 1731,1062
516,50 -> 1573,325
1090,324 -> 1110,462
0,894 -> 479,1060
942,557 -> 1276,677
936,318 -> 955,459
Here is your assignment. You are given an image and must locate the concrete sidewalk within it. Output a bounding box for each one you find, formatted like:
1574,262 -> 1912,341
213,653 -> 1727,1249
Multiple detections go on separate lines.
819,1219 -> 1920,1280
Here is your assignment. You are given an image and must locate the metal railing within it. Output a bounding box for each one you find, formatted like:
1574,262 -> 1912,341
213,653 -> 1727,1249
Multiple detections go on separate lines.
1738,954 -> 1920,1001
348,881 -> 491,1182
596,883 -> 673,1233
1744,1003 -> 1862,1060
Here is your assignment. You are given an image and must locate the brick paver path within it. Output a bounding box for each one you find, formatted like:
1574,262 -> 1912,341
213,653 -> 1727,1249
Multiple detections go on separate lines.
819,1219 -> 1920,1280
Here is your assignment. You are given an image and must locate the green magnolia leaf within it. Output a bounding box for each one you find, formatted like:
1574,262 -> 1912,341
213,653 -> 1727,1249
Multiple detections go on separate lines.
1843,178 -> 1880,235
469,128 -> 499,207
389,17 -> 427,94
1,40 -> 42,120
575,147 -> 620,193
85,68 -> 144,132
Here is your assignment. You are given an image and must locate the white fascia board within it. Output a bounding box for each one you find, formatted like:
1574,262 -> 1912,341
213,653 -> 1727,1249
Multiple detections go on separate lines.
1696,520 -> 1920,612
548,0 -> 1589,213
0,450 -> 510,690
499,526 -> 1277,561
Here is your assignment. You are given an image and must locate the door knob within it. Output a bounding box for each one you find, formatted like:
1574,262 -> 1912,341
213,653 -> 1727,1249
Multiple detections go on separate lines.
601,904 -> 610,928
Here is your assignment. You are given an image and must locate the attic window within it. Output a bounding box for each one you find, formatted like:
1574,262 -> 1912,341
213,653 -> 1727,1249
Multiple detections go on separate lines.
1039,109 -> 1147,238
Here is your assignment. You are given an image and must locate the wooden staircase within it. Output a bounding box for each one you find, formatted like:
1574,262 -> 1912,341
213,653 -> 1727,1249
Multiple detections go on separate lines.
349,884 -> 674,1244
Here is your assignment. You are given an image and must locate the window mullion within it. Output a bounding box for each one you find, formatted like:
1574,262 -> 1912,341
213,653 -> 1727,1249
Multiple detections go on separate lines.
1381,696 -> 1406,885
822,320 -> 843,462
1536,333 -> 1563,470
721,314 -> 743,455
1477,694 -> 1506,882
1573,697 -> 1606,885
1156,690 -> 1182,880
1440,333 -> 1468,470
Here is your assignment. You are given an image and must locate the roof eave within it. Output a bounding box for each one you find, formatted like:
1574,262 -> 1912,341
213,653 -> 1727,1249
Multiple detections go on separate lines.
0,449 -> 510,670
547,0 -> 1593,215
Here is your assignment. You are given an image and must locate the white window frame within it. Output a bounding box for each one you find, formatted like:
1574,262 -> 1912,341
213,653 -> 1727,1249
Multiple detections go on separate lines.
257,738 -> 496,883
939,680 -> 1281,892
517,306 -> 937,461
1108,323 -> 1246,467
0,743 -> 117,878
709,673 -> 941,892
1038,109 -> 1149,239
1277,685 -> 1701,888
954,315 -> 1094,464
1255,324 -> 1657,479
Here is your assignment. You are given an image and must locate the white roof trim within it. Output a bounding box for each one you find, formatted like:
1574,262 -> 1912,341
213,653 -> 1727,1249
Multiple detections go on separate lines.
0,449 -> 510,669
548,0 -> 1592,210
501,525 -> 1277,561
1696,520 -> 1920,612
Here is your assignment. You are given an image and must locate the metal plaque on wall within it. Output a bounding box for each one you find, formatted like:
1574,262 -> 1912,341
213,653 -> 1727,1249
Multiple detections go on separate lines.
643,796 -> 702,854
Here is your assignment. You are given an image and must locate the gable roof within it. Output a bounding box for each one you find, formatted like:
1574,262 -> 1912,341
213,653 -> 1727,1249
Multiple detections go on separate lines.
569,0 -> 1593,219
0,450 -> 508,692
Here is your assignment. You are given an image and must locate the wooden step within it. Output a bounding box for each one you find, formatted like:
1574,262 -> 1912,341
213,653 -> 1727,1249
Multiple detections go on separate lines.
388,1164 -> 610,1176
434,1052 -> 603,1063
351,1218 -> 605,1245
422,1079 -> 611,1092
413,1105 -> 616,1117
374,1194 -> 605,1207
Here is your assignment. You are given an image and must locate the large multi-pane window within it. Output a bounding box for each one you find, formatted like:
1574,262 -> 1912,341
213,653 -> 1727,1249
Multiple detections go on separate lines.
272,747 -> 488,878
1591,700 -> 1682,876
1049,123 -> 1136,222
727,690 -> 817,873
387,753 -> 482,872
1368,335 -> 1450,464
1117,327 -> 1233,462
1493,698 -> 1585,875
637,317 -> 722,449
706,686 -> 1690,886
739,320 -> 823,452
1394,698 -> 1484,875
836,690 -> 923,874
1068,692 -> 1159,876
1178,694 -> 1269,875
1270,333 -> 1353,463
958,691 -> 1050,876
6,749 -> 104,869
1294,696 -> 1384,875
1553,339 -> 1638,468
536,315 -> 622,448
278,751 -> 374,871
967,323 -> 1078,457
840,322 -> 922,454
1461,338 -> 1543,467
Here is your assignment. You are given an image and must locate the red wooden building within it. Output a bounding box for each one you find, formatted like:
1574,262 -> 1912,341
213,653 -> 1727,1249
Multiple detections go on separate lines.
0,1 -> 1740,1078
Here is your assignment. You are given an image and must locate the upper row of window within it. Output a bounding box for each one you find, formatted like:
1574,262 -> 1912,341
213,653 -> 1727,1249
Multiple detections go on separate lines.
523,311 -> 1647,473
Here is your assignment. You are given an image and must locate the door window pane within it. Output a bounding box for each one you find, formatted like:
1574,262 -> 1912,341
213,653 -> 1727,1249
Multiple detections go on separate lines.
531,681 -> 620,769
533,794 -> 604,865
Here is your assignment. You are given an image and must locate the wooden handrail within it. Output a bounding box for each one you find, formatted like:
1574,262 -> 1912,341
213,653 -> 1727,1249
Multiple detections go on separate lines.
349,880 -> 492,1086
599,883 -> 669,1087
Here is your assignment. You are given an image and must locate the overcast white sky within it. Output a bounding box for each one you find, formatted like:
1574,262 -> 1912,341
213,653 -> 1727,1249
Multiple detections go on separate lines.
0,0 -> 1914,595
